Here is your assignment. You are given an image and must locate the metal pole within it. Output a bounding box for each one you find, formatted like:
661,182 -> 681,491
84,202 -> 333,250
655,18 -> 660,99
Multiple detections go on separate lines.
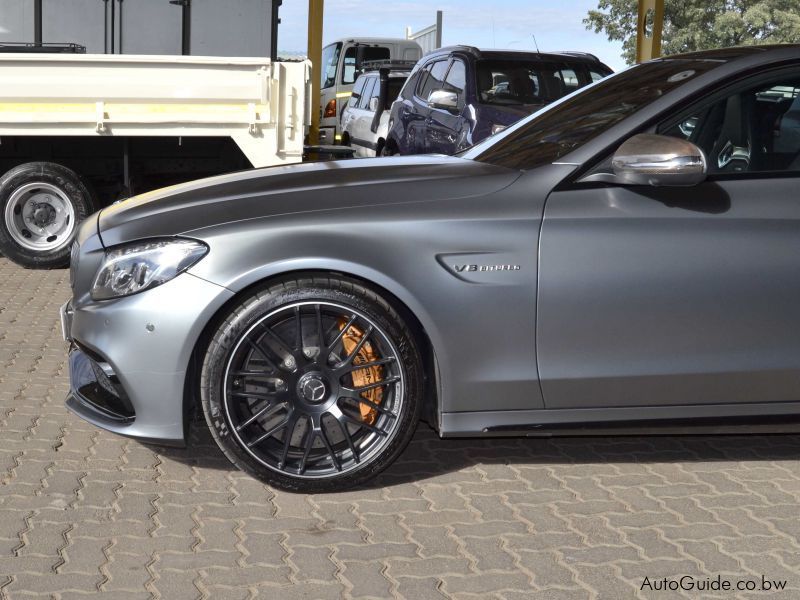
33,0 -> 42,45
270,0 -> 282,62
307,0 -> 324,145
636,0 -> 664,63
435,10 -> 442,49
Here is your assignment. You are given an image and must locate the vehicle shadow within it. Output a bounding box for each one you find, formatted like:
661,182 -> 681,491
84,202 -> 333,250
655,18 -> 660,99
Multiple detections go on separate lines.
150,420 -> 800,489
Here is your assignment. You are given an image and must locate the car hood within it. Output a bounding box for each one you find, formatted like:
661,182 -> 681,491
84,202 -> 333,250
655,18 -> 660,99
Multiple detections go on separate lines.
97,155 -> 520,247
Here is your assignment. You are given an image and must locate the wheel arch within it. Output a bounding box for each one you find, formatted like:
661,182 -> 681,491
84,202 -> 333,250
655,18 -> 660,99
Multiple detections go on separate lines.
184,266 -> 443,435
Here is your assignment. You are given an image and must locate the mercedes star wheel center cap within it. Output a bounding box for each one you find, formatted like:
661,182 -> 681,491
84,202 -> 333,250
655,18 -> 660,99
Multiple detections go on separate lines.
298,372 -> 328,403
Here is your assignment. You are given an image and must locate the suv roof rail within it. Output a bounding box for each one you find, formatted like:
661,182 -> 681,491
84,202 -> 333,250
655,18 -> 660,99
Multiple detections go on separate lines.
361,59 -> 418,71
552,51 -> 600,62
0,42 -> 86,53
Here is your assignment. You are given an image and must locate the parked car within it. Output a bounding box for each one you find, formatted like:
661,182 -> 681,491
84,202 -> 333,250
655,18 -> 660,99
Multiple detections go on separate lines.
384,46 -> 612,156
319,38 -> 422,145
63,45 -> 800,493
340,61 -> 416,157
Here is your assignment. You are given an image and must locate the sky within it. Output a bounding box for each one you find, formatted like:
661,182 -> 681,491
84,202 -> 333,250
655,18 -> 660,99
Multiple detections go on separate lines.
277,0 -> 628,72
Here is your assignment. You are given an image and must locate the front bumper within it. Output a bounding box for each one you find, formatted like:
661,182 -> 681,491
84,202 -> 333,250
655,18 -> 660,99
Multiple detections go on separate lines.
62,272 -> 234,445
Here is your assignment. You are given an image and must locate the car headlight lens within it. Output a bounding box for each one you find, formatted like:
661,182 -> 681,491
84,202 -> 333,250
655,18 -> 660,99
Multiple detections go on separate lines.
91,238 -> 208,300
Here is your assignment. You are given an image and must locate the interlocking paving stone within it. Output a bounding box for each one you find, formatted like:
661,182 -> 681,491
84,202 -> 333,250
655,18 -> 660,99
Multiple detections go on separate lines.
2,257 -> 800,598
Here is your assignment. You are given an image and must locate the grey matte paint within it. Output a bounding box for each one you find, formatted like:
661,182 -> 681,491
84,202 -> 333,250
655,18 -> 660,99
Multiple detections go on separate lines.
65,46 -> 800,445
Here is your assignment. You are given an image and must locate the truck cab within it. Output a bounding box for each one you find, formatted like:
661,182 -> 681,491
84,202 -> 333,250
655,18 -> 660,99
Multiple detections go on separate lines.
319,38 -> 421,145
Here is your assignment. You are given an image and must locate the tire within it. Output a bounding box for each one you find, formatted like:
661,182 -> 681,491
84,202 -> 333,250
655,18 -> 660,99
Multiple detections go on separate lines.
0,162 -> 97,269
379,143 -> 395,157
200,274 -> 423,493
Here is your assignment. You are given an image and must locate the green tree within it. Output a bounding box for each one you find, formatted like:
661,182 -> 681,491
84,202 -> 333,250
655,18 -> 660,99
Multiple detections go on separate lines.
585,0 -> 800,65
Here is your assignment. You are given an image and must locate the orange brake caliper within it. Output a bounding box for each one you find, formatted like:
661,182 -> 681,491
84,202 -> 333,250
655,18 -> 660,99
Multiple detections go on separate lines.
338,320 -> 383,425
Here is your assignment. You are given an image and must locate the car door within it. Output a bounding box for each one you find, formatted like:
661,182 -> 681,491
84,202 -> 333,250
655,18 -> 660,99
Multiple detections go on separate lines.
538,67 -> 800,410
427,58 -> 467,155
410,59 -> 449,154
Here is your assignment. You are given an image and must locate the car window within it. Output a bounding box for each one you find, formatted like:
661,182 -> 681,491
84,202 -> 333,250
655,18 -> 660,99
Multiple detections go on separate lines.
387,77 -> 406,102
348,76 -> 368,108
321,42 -> 341,89
342,46 -> 391,84
358,77 -> 376,109
659,73 -> 800,175
555,67 -> 580,93
443,59 -> 467,105
418,60 -> 450,102
476,59 -> 584,106
589,69 -> 607,83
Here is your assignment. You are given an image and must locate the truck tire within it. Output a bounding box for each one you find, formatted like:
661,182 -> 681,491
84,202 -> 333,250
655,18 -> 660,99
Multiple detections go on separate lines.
0,162 -> 97,269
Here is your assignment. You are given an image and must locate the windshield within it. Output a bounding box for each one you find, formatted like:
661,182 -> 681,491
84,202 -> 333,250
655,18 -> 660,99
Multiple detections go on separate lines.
321,43 -> 341,89
464,59 -> 723,170
477,59 -> 587,106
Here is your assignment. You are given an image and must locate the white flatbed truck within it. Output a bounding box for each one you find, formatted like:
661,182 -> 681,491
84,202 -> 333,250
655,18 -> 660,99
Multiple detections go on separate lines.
0,53 -> 310,268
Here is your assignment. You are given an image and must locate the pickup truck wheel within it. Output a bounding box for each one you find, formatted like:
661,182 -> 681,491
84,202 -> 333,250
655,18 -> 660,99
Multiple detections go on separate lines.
200,275 -> 423,493
0,162 -> 96,269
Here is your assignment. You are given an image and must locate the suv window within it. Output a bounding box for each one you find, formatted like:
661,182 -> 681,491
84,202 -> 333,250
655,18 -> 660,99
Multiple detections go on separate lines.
342,46 -> 391,84
659,72 -> 800,175
476,59 -> 586,106
417,60 -> 450,102
358,77 -> 376,109
348,76 -> 368,108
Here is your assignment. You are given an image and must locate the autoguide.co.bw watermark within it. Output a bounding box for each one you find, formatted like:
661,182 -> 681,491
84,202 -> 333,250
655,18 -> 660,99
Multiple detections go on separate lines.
641,574 -> 787,593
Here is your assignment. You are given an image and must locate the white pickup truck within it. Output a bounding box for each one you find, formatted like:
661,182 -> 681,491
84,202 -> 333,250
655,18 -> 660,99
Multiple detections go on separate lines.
0,53 -> 310,268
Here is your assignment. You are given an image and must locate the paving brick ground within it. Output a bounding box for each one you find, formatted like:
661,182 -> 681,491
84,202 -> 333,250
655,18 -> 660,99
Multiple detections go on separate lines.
2,257 -> 800,599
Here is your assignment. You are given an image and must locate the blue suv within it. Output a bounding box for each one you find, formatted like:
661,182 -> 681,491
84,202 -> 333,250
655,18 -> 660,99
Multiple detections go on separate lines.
383,46 -> 612,155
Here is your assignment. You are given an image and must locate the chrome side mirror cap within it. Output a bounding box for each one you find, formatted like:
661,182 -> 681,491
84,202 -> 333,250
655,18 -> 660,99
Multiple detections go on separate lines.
612,134 -> 707,187
428,89 -> 459,112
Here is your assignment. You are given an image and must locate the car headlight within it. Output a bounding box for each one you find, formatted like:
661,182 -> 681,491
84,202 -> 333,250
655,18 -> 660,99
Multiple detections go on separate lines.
91,238 -> 208,300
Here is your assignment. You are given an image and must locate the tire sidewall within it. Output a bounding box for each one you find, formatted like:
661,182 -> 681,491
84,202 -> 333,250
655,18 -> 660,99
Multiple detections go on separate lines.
0,162 -> 96,269
200,276 -> 423,493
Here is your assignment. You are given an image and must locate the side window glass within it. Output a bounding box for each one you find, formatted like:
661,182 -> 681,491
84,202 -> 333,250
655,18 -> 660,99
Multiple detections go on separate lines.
556,67 -> 580,93
369,77 -> 382,111
342,46 -> 390,85
418,60 -> 450,102
659,74 -> 800,174
590,70 -> 607,83
358,78 -> 376,109
443,59 -> 467,106
348,77 -> 367,108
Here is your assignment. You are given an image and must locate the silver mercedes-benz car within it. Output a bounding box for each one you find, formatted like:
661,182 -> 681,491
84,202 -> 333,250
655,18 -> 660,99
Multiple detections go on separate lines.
63,45 -> 800,492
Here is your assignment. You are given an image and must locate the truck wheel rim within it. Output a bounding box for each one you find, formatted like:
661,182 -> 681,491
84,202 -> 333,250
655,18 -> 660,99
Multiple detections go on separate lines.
4,182 -> 76,252
222,301 -> 406,480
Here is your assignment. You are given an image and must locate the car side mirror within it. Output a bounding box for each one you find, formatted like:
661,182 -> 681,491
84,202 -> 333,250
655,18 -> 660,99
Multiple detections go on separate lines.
612,134 -> 707,187
368,96 -> 379,112
428,89 -> 459,112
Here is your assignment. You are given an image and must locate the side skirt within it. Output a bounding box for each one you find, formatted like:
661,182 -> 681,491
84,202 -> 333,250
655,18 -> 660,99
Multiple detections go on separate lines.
440,402 -> 800,438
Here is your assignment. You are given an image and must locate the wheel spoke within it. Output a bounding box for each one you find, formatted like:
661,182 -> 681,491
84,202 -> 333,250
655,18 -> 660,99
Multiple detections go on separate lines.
294,306 -> 303,354
314,304 -> 326,353
259,323 -> 297,361
345,395 -> 397,418
337,356 -> 395,375
326,313 -> 358,353
297,423 -> 317,475
340,412 -> 389,437
278,413 -> 299,470
238,401 -> 286,433
244,338 -> 282,372
335,416 -> 360,464
339,325 -> 374,367
343,375 -> 400,394
318,421 -> 342,472
246,412 -> 292,447
230,390 -> 278,402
